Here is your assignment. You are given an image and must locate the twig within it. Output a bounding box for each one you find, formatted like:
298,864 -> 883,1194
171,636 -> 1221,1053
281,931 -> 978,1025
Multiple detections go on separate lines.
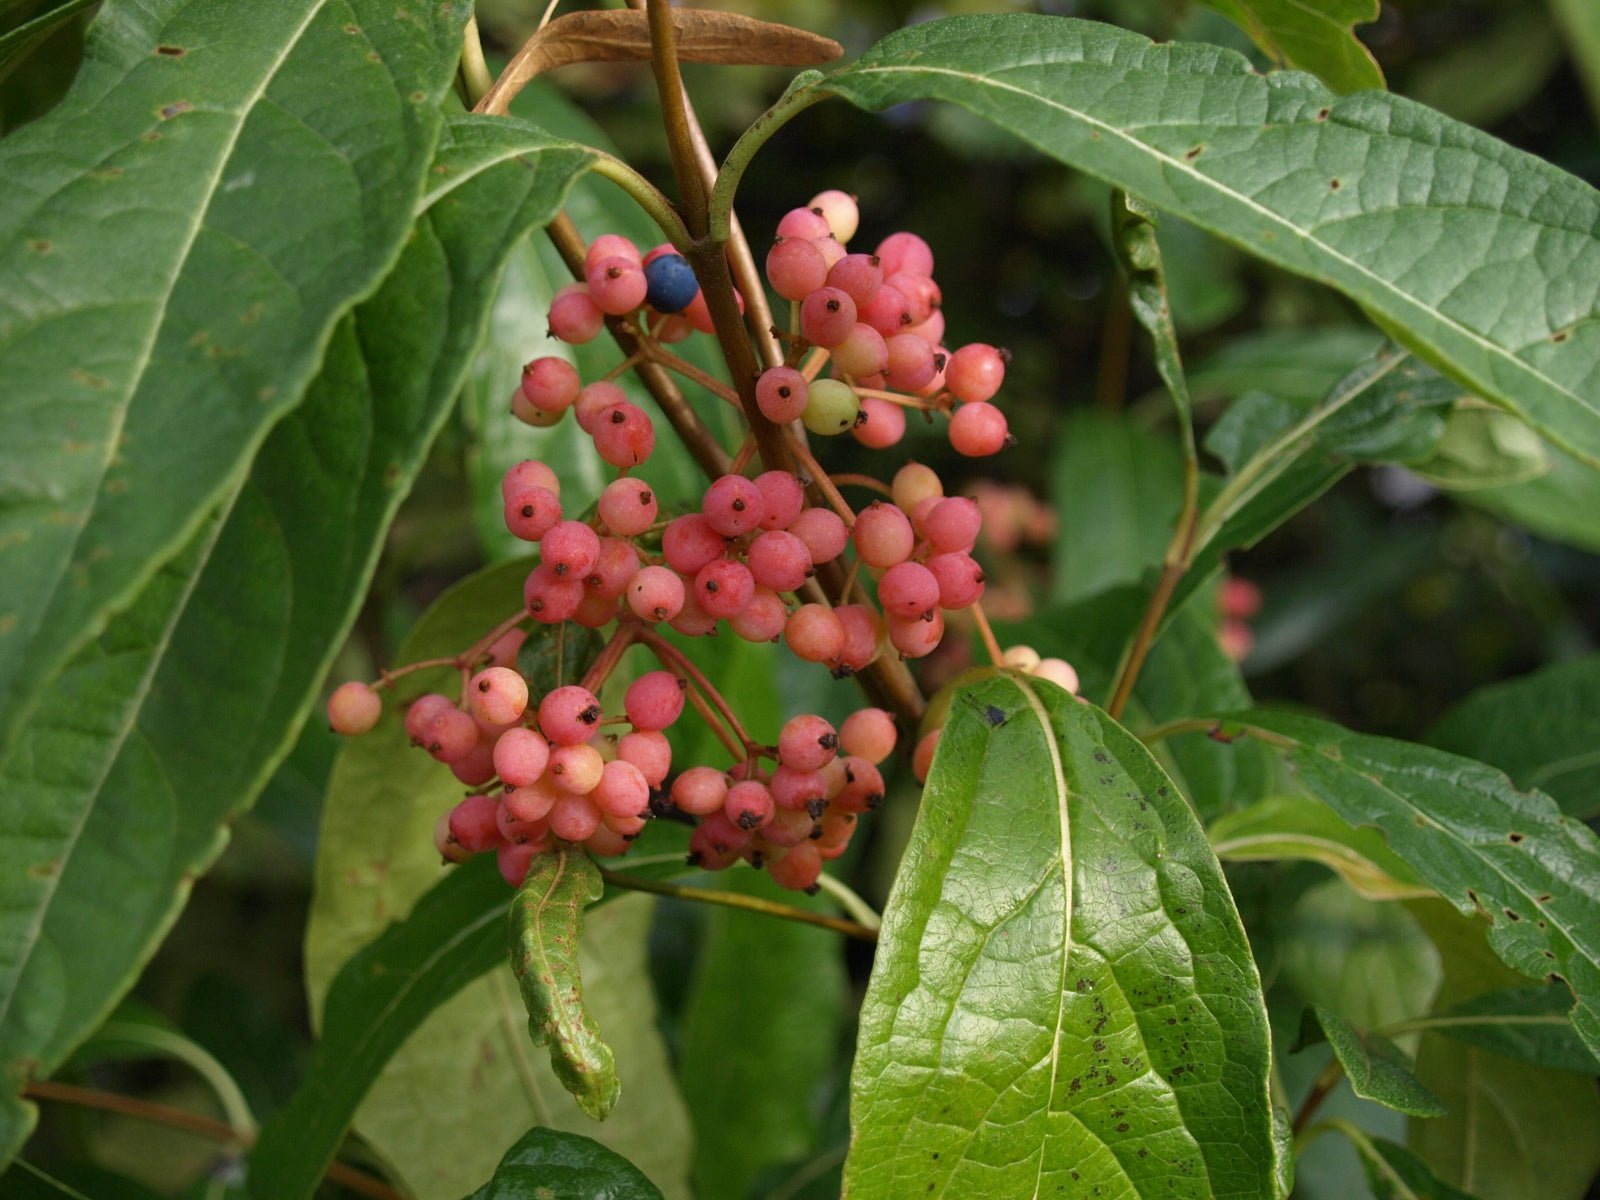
598,868 -> 878,941
969,601 -> 1005,667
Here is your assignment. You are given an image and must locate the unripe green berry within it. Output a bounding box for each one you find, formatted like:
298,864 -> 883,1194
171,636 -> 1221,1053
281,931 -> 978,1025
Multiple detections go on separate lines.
801,378 -> 860,436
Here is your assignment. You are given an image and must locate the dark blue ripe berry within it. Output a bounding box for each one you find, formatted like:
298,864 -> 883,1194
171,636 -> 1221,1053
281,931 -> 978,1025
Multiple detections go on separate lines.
643,253 -> 698,314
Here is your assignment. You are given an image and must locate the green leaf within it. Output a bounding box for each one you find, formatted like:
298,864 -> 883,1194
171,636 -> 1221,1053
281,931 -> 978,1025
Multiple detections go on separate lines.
1460,442 -> 1600,554
1210,795 -> 1431,901
0,0 -> 95,74
250,855 -> 513,1200
517,622 -> 606,695
1409,407 -> 1550,491
282,557 -> 689,1200
1551,0 -> 1600,123
0,0 -> 470,756
845,674 -> 1277,1198
1196,0 -> 1383,93
1299,1006 -> 1447,1118
1417,986 -> 1600,1074
0,115 -> 595,1166
1427,657 -> 1600,821
1188,326 -> 1385,404
677,872 -> 847,1200
1329,1123 -> 1483,1200
812,16 -> 1600,466
1405,902 -> 1600,1200
464,1126 -> 664,1200
1050,410 -> 1183,604
509,850 -> 618,1121
1200,712 -> 1600,1063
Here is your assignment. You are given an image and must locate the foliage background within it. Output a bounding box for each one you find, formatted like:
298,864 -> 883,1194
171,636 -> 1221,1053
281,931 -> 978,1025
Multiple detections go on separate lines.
2,0 -> 1596,1196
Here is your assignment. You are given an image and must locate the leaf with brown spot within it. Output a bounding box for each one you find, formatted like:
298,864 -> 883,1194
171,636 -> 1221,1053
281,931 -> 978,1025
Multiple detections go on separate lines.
476,8 -> 841,115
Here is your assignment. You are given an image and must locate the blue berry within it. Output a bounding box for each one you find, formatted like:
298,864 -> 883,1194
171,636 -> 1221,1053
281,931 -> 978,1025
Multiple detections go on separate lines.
644,254 -> 698,314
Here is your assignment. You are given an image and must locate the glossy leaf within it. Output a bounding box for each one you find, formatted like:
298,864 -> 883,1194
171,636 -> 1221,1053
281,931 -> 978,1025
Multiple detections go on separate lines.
845,674 -> 1277,1198
0,116 -> 595,1167
1197,0 -> 1383,93
464,1126 -> 664,1200
1210,795 -> 1431,901
1427,655 -> 1600,819
517,622 -> 606,696
0,0 -> 469,755
287,558 -> 689,1200
1406,903 -> 1600,1200
0,0 -> 95,72
1206,712 -> 1600,1062
812,16 -> 1600,465
677,872 -> 847,1200
1299,1006 -> 1447,1117
1422,986 -> 1600,1074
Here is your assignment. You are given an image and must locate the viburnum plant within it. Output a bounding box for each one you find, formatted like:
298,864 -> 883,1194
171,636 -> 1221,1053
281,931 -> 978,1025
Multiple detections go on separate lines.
1,1 -> 1598,1198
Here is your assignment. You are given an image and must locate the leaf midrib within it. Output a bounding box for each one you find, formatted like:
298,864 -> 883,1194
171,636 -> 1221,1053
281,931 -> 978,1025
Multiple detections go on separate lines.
824,61 -> 1588,422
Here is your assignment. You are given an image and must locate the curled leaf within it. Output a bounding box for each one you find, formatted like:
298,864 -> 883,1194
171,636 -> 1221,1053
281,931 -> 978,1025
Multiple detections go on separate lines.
478,9 -> 842,115
510,849 -> 619,1120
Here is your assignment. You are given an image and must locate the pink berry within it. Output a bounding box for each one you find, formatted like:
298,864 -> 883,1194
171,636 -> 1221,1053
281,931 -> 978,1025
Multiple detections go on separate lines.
586,255 -> 648,316
766,237 -> 829,301
435,811 -> 472,863
776,206 -> 831,239
617,729 -> 671,787
948,402 -> 1011,456
598,479 -> 658,540
538,685 -> 604,745
860,284 -> 912,336
485,626 -> 527,670
689,811 -> 750,869
573,590 -> 619,629
926,551 -> 986,609
695,558 -> 756,620
826,253 -> 882,308
627,565 -> 686,623
503,486 -> 562,542
852,502 -> 914,569
878,561 -> 940,620
811,235 -> 845,271
542,520 -> 601,578
667,586 -> 721,638
833,756 -> 887,813
550,743 -> 605,795
594,759 -> 651,820
548,793 -> 603,842
840,708 -> 897,764
548,284 -> 604,344
767,841 -> 823,892
586,537 -> 640,598
789,507 -> 849,565
524,563 -> 585,623
769,765 -> 828,814
624,670 -> 686,731
504,776 -> 561,823
671,766 -> 730,816
449,794 -> 503,854
502,460 -> 561,502
1035,658 -> 1080,694
405,693 -> 454,745
575,381 -> 627,434
834,604 -> 884,674
756,366 -> 808,424
807,189 -> 859,242
702,475 -> 766,537
832,324 -> 888,380
913,728 -> 941,782
586,824 -> 633,856
747,530 -> 812,592
498,841 -> 545,887
754,470 -> 805,531
885,334 -> 939,392
423,707 -> 478,763
779,714 -> 838,772
853,397 -> 905,449
876,231 -> 934,278
327,681 -> 382,735
785,604 -> 846,665
907,309 -> 946,346
730,586 -> 788,643
520,358 -> 581,414
468,666 -> 529,726
725,780 -> 776,831
888,610 -> 945,658
662,513 -> 725,575
762,805 -> 818,846
586,234 -> 641,271
925,496 -> 982,553
799,287 -> 856,347
494,727 -> 552,788
451,738 -> 499,787
945,344 -> 1007,404
593,401 -> 655,468
887,272 -> 940,322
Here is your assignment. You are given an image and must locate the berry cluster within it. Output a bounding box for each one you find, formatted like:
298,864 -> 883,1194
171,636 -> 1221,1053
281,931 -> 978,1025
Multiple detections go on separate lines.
326,188 -> 1076,895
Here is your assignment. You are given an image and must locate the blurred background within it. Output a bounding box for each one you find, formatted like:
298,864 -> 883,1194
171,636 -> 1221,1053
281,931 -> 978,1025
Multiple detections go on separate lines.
5,0 -> 1596,1197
